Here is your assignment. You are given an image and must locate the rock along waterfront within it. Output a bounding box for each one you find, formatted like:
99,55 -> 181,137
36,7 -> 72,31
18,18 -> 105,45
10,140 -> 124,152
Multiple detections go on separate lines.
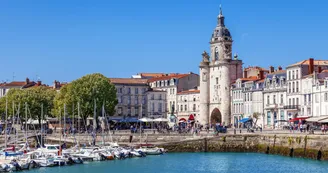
156,134 -> 328,161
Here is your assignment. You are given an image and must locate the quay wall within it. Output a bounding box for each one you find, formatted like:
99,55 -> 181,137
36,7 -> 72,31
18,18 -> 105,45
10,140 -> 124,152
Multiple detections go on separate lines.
156,134 -> 328,161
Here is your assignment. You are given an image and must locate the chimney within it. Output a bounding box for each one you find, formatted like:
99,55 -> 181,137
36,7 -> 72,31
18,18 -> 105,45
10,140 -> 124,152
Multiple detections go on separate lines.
259,71 -> 264,79
37,81 -> 42,86
269,66 -> 274,73
318,66 -> 322,73
53,80 -> 57,89
243,69 -> 248,78
25,78 -> 30,84
309,58 -> 314,74
278,66 -> 282,71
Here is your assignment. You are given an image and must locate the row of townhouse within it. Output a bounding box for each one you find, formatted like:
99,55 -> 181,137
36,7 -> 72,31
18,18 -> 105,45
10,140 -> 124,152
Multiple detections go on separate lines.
110,72 -> 200,122
0,78 -> 65,98
231,58 -> 328,128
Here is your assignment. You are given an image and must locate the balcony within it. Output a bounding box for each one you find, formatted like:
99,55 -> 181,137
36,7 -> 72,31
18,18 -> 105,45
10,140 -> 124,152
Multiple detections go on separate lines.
283,105 -> 299,110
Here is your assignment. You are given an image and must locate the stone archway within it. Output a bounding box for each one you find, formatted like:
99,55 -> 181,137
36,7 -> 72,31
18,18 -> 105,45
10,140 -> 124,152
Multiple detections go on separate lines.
210,108 -> 222,125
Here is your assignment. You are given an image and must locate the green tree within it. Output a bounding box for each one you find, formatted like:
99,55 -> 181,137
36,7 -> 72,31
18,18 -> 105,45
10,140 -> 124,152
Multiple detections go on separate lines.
252,112 -> 261,127
53,73 -> 117,124
0,86 -> 56,127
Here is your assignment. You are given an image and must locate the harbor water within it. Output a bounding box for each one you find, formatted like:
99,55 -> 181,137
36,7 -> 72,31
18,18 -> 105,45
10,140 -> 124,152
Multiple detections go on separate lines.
27,153 -> 328,173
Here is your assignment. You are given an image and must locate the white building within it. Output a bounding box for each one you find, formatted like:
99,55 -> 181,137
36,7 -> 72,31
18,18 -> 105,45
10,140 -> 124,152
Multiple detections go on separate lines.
146,89 -> 167,118
199,7 -> 243,126
263,69 -> 288,128
148,73 -> 199,120
176,89 -> 200,123
286,58 -> 328,118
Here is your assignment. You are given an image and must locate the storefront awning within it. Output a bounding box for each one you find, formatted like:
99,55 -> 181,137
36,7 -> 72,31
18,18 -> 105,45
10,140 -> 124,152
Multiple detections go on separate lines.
318,118 -> 328,123
188,114 -> 195,121
179,118 -> 187,123
289,117 -> 309,122
306,116 -> 328,122
119,118 -> 140,123
239,117 -> 251,123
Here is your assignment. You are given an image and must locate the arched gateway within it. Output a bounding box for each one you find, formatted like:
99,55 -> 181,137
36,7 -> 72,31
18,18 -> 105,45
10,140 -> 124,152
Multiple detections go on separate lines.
210,108 -> 222,125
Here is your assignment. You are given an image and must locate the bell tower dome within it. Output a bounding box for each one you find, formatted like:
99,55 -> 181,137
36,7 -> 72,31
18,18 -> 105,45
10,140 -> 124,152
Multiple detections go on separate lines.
210,5 -> 233,62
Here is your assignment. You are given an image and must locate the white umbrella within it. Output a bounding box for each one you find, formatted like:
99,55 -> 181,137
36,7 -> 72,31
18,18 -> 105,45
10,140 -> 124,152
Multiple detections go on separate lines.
153,118 -> 169,122
139,118 -> 154,122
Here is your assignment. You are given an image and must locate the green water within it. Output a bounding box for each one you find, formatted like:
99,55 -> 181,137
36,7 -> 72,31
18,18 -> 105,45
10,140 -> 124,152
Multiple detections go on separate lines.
28,153 -> 328,173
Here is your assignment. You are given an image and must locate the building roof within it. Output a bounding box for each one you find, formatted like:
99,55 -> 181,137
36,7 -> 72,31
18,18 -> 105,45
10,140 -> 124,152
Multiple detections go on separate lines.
147,73 -> 192,83
237,76 -> 259,82
138,73 -> 179,78
244,66 -> 269,72
288,59 -> 328,67
109,78 -> 148,85
177,90 -> 200,95
266,70 -> 286,79
3,81 -> 26,87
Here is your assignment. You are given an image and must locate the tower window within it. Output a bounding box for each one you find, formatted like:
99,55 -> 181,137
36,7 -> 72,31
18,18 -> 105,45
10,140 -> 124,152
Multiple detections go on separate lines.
216,77 -> 219,84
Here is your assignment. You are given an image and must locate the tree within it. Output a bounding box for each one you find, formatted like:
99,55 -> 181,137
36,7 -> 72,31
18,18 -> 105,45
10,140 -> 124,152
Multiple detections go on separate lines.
53,73 -> 118,125
0,86 -> 56,127
252,112 -> 261,127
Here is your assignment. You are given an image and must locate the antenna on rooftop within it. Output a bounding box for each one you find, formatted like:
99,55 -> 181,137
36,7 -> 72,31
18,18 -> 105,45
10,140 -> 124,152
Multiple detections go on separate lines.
12,72 -> 16,81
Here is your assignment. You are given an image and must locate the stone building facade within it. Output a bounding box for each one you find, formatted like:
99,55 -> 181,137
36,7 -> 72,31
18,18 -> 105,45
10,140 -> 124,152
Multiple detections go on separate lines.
199,7 -> 243,126
176,89 -> 200,123
109,78 -> 149,117
146,89 -> 167,118
147,73 -> 199,119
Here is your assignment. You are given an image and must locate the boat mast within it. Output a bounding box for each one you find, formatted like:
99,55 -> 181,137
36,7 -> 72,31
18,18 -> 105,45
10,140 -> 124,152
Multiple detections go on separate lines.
41,103 -> 43,147
25,102 -> 28,144
59,107 -> 62,145
12,101 -> 15,148
101,103 -> 105,146
140,102 -> 142,146
15,103 -> 20,148
93,99 -> 96,146
64,104 -> 66,143
77,102 -> 80,147
5,96 -> 8,149
72,103 -> 75,145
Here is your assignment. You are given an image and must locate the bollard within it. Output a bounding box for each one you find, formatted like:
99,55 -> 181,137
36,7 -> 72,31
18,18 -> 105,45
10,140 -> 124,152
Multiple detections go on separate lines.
234,129 -> 236,134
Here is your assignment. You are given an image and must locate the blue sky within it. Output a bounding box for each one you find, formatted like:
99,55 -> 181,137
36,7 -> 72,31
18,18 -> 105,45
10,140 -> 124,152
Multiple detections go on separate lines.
0,0 -> 327,84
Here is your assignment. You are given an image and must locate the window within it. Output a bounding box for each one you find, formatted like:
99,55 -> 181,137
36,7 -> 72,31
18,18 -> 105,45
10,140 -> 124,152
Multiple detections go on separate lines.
292,82 -> 295,92
152,103 -> 155,112
292,71 -> 295,79
267,112 -> 271,125
142,96 -> 146,104
185,105 -> 187,111
296,81 -> 299,92
289,98 -> 291,105
128,88 -> 131,94
292,98 -> 295,106
151,94 -> 154,100
325,81 -> 328,88
128,96 -> 131,104
135,96 -> 138,105
273,95 -> 276,104
288,71 -> 291,80
280,94 -> 283,104
216,77 -> 219,84
296,98 -> 299,106
193,104 -> 196,111
308,94 -> 311,102
159,94 -> 162,100
135,88 -> 139,94
288,82 -> 291,93
267,95 -> 270,105
158,103 -> 162,112
325,93 -> 328,101
280,110 -> 285,120
180,105 -> 183,112
296,70 -> 299,79
135,107 -> 139,116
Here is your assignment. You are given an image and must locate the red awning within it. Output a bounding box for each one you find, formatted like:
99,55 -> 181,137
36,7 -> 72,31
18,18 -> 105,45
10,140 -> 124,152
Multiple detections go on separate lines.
188,114 -> 195,120
289,117 -> 309,122
179,118 -> 187,122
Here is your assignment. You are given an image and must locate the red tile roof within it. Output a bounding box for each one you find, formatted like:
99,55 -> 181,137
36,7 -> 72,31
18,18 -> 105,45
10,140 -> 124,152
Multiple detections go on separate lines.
138,73 -> 179,78
109,78 -> 148,85
237,76 -> 259,81
289,59 -> 328,67
3,81 -> 26,87
148,74 -> 190,82
244,66 -> 269,72
177,90 -> 200,95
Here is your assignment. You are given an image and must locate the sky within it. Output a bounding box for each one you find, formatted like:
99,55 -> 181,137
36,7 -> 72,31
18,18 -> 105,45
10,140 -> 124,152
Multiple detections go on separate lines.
0,0 -> 327,85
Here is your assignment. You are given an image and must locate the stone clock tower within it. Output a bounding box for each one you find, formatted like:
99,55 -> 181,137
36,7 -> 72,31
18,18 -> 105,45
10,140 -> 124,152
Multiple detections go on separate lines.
199,6 -> 243,126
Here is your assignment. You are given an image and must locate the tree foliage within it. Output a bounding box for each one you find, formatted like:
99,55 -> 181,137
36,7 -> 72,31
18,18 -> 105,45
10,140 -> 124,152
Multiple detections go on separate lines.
0,86 -> 56,125
53,73 -> 117,122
